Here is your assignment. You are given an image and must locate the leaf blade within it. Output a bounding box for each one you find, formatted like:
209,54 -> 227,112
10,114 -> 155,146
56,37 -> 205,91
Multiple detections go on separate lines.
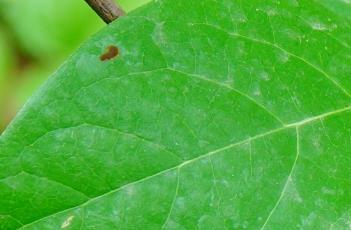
1,0 -> 350,229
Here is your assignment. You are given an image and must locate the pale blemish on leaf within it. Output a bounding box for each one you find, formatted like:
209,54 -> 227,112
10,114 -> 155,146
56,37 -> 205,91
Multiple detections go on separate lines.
277,51 -> 290,63
61,215 -> 74,229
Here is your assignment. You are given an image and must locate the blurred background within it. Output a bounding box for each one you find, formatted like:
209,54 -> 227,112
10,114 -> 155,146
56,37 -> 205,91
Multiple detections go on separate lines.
0,0 -> 151,133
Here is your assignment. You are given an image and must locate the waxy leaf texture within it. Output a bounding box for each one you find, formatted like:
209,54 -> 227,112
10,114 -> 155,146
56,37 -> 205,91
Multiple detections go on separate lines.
0,0 -> 351,229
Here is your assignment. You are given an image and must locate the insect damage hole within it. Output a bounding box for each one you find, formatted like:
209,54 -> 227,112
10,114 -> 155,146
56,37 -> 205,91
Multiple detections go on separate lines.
100,45 -> 119,61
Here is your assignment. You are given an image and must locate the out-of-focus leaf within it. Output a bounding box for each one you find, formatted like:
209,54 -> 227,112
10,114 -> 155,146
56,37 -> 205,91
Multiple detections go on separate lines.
118,0 -> 152,12
0,0 -> 104,61
0,29 -> 13,82
0,28 -> 14,131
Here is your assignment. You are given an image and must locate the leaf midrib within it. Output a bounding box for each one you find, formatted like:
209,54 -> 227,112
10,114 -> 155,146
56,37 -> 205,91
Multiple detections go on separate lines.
18,105 -> 351,229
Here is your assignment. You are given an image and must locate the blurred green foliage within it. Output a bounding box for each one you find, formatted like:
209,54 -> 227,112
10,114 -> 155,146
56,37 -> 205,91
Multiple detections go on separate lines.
0,0 -> 151,132
0,29 -> 13,79
0,0 -> 104,61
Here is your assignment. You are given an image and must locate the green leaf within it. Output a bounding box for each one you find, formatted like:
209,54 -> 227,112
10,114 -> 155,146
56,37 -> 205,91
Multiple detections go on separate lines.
1,0 -> 351,229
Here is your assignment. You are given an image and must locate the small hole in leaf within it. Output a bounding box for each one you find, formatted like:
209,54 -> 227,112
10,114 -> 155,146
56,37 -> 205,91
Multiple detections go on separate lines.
100,45 -> 119,61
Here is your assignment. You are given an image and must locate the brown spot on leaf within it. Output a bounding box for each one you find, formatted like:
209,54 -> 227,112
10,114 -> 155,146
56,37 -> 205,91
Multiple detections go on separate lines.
100,45 -> 119,61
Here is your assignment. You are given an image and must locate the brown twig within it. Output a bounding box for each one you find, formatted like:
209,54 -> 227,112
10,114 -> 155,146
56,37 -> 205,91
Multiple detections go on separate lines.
84,0 -> 125,24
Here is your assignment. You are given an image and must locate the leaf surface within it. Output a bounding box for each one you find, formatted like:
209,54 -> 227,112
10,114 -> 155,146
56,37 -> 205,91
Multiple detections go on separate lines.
0,0 -> 351,229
